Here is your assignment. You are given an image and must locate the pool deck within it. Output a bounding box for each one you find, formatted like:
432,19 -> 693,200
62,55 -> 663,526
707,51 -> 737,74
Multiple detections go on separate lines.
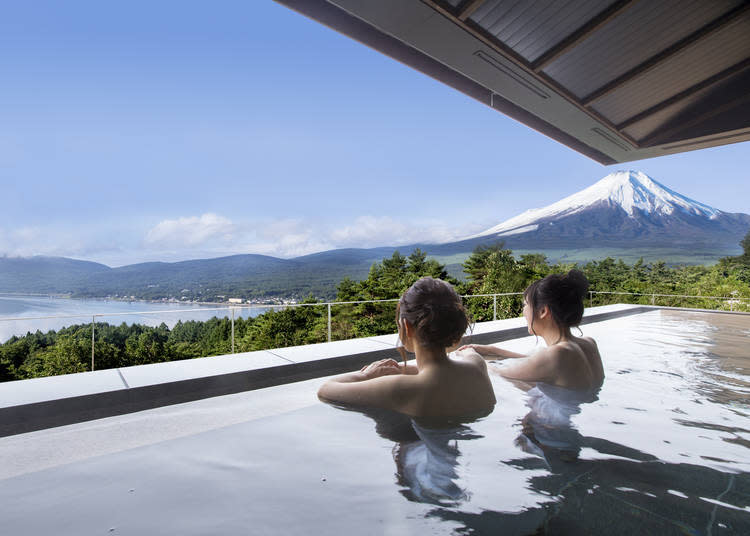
0,304 -> 655,440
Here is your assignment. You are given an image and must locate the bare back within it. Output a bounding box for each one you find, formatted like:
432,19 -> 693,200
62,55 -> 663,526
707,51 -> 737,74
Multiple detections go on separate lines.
545,336 -> 603,390
480,335 -> 603,391
318,353 -> 496,418
402,354 -> 496,417
573,336 -> 604,386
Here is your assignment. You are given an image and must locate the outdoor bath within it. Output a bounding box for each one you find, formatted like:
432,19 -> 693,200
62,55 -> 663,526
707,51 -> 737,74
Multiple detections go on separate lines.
1,307 -> 748,534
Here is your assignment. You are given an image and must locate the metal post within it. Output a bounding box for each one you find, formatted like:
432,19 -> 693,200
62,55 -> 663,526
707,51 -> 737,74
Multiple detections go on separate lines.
91,315 -> 95,371
651,293 -> 655,305
589,291 -> 593,308
231,308 -> 235,354
327,303 -> 332,343
493,294 -> 497,321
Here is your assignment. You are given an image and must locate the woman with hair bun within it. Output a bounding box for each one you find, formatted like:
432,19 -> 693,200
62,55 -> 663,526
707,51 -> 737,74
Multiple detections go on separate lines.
460,269 -> 603,390
318,276 -> 496,418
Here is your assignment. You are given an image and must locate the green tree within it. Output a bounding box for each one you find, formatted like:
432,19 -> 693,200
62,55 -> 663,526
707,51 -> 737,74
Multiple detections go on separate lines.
0,337 -> 34,374
462,243 -> 545,320
22,335 -> 89,378
718,231 -> 750,285
125,328 -> 171,365
0,357 -> 12,382
462,242 -> 508,288
239,299 -> 326,351
333,249 -> 455,339
741,230 -> 750,258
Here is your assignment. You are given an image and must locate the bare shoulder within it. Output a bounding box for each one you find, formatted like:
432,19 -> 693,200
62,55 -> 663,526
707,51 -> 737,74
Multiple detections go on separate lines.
376,371 -> 421,392
575,336 -> 601,357
519,344 -> 566,372
540,341 -> 585,368
580,336 -> 599,348
540,342 -> 572,359
454,349 -> 489,371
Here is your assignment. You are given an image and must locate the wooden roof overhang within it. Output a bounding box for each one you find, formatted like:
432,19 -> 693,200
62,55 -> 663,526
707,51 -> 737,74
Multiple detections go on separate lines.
275,0 -> 750,164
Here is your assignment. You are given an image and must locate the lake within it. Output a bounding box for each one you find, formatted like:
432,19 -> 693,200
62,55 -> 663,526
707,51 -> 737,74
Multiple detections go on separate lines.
0,295 -> 267,342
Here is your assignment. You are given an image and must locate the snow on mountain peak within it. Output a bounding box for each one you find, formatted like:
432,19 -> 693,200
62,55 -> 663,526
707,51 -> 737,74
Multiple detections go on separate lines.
587,170 -> 719,218
469,170 -> 721,239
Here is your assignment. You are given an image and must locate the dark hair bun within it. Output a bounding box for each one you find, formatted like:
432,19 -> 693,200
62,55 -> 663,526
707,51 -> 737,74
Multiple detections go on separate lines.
565,269 -> 589,297
523,270 -> 590,329
398,277 -> 469,349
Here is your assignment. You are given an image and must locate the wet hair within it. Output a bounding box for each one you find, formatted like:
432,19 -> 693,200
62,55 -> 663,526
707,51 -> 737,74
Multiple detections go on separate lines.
396,277 -> 470,360
523,269 -> 589,333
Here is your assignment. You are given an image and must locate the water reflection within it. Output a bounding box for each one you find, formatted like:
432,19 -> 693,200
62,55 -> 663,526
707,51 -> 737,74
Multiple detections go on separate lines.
516,382 -> 600,470
394,421 -> 482,506
427,454 -> 749,535
334,405 -> 487,507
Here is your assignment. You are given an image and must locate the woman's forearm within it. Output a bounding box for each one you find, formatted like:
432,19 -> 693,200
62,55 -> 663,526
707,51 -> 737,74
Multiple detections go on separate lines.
318,372 -> 366,402
319,358 -> 403,399
325,371 -> 367,384
466,344 -> 526,359
494,348 -> 526,359
318,372 -> 365,401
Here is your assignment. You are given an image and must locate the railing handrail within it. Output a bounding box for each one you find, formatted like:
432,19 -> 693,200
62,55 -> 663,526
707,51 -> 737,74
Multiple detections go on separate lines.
589,290 -> 745,300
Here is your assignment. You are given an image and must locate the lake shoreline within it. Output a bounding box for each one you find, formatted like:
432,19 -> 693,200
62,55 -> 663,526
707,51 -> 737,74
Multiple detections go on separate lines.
0,295 -> 274,343
0,293 -> 286,309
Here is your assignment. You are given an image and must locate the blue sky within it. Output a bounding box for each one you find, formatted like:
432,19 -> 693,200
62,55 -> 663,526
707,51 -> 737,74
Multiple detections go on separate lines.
2,1 -> 748,266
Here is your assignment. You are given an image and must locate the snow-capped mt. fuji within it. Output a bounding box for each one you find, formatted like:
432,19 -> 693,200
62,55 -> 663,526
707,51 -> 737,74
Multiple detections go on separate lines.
470,171 -> 722,239
458,171 -> 749,252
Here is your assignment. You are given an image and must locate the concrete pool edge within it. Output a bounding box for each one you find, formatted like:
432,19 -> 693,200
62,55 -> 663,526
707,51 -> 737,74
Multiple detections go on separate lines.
2,304 -> 738,437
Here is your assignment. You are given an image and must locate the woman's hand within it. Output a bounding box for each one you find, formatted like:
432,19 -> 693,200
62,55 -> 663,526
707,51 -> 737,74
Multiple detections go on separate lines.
458,344 -> 526,359
458,344 -> 500,356
318,358 -> 413,412
360,358 -> 402,379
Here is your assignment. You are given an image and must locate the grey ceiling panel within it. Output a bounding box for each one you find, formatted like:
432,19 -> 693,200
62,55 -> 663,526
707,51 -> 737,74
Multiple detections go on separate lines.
623,67 -> 750,143
622,85 -> 717,141
544,0 -> 744,98
469,0 -> 617,62
591,15 -> 750,125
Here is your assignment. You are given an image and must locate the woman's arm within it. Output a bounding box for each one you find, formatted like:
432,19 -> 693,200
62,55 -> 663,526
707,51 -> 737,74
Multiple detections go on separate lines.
317,359 -> 415,411
401,363 -> 419,375
493,347 -> 560,383
458,344 -> 526,359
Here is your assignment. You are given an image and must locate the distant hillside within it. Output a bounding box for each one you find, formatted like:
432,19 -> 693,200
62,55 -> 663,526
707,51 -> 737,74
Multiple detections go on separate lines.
0,256 -> 111,294
1,171 -> 746,300
0,250 -> 408,300
75,255 -> 299,299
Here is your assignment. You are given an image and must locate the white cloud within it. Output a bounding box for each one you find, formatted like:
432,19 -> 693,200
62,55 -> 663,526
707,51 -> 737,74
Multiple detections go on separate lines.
144,213 -> 236,248
0,212 -> 489,266
0,225 -> 124,261
236,219 -> 335,258
330,216 -> 485,247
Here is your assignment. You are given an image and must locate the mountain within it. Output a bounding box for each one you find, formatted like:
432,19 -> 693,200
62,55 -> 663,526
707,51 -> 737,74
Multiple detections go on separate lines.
1,171 -> 747,298
0,256 -> 111,294
470,170 -> 721,240
0,251 -> 405,300
431,170 -> 750,258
